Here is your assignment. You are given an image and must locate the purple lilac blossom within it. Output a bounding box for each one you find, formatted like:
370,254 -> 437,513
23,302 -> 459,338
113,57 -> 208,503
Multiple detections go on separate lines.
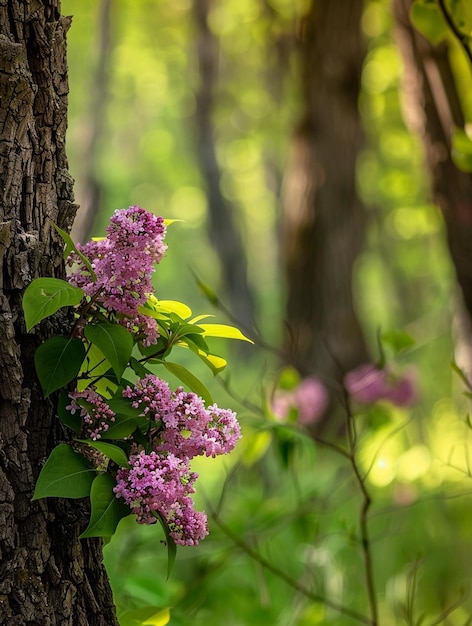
122,374 -> 241,459
66,388 -> 116,440
67,206 -> 167,345
113,451 -> 209,546
344,364 -> 418,407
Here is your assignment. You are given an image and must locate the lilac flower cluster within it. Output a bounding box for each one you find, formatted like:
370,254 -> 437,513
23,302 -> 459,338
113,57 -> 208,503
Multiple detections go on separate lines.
344,364 -> 418,407
66,388 -> 116,440
122,374 -> 241,459
114,451 -> 208,545
114,374 -> 241,545
68,205 -> 167,344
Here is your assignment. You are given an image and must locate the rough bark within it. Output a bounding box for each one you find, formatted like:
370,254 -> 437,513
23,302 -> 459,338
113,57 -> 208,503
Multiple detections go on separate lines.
0,2 -> 118,624
192,0 -> 256,333
393,0 -> 472,372
281,0 -> 369,383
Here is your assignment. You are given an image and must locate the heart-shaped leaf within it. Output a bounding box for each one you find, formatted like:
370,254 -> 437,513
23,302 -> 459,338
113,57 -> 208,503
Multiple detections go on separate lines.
23,278 -> 84,331
32,444 -> 96,500
35,336 -> 86,397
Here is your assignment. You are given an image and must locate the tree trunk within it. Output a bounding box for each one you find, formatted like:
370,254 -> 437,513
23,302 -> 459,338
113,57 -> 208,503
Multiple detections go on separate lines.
192,0 -> 256,333
0,2 -> 118,624
281,0 -> 369,383
393,0 -> 472,373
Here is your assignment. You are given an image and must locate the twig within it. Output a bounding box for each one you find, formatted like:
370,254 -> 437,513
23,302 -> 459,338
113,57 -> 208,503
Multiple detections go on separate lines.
437,0 -> 472,66
208,505 -> 374,626
345,394 -> 379,626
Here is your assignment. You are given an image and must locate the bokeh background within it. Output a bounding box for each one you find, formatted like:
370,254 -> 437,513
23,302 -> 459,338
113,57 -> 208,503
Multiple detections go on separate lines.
62,0 -> 472,624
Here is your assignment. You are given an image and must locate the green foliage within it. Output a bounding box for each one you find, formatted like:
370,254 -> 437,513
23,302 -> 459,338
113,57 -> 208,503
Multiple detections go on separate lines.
26,221 -> 249,566
32,444 -> 96,500
34,336 -> 86,397
117,607 -> 170,626
410,0 -> 449,44
452,127 -> 472,171
80,473 -> 131,539
23,277 -> 84,332
84,322 -> 134,382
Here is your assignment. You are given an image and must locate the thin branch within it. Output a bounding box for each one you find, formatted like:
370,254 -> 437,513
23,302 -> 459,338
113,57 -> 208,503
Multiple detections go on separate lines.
345,394 -> 379,626
208,505 -> 374,626
437,0 -> 472,66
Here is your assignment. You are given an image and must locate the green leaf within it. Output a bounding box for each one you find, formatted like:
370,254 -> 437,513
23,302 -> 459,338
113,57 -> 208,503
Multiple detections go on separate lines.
129,356 -> 154,378
198,323 -> 254,343
57,390 -> 82,433
155,511 -> 177,580
84,322 -> 133,382
139,298 -> 192,320
163,361 -> 213,405
381,329 -> 416,355
79,473 -> 131,538
452,127 -> 472,173
32,444 -> 96,500
410,0 -> 449,44
35,336 -> 86,397
118,607 -> 171,626
197,351 -> 227,375
102,403 -> 149,439
23,277 -> 84,331
77,440 -> 130,468
54,223 -> 97,280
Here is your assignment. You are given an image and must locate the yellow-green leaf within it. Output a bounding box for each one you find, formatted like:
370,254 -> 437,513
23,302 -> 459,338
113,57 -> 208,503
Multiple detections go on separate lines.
198,324 -> 254,343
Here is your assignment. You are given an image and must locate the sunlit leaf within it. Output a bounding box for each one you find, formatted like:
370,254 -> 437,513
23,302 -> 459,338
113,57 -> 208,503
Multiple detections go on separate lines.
35,336 -> 86,397
198,323 -> 254,343
164,361 -> 213,405
197,351 -> 227,374
452,127 -> 472,173
84,322 -> 133,382
189,314 -> 214,324
410,0 -> 449,44
118,606 -> 171,626
79,473 -> 131,538
23,278 -> 84,331
32,444 -> 96,500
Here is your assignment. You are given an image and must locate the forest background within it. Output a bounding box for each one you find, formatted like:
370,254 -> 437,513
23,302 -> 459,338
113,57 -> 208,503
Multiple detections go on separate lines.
61,0 -> 472,624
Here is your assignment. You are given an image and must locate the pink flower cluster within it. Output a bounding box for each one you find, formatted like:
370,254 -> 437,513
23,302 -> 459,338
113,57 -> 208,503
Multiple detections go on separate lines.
272,376 -> 328,425
114,451 -> 208,545
113,374 -> 241,545
67,205 -> 167,344
122,374 -> 241,459
66,387 -> 116,440
344,364 -> 418,407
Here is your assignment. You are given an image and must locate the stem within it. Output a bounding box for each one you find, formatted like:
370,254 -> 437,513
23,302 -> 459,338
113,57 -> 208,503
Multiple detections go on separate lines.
437,0 -> 472,66
345,397 -> 379,626
209,506 -> 374,626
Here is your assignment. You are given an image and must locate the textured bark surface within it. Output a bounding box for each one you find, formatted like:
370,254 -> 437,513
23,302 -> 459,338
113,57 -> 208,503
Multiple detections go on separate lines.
393,0 -> 472,373
0,2 -> 118,624
281,0 -> 368,383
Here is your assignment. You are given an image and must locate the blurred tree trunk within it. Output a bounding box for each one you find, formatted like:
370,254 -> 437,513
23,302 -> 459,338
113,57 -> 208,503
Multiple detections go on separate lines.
0,2 -> 118,624
393,0 -> 472,372
71,0 -> 112,244
192,0 -> 256,332
281,0 -> 369,384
